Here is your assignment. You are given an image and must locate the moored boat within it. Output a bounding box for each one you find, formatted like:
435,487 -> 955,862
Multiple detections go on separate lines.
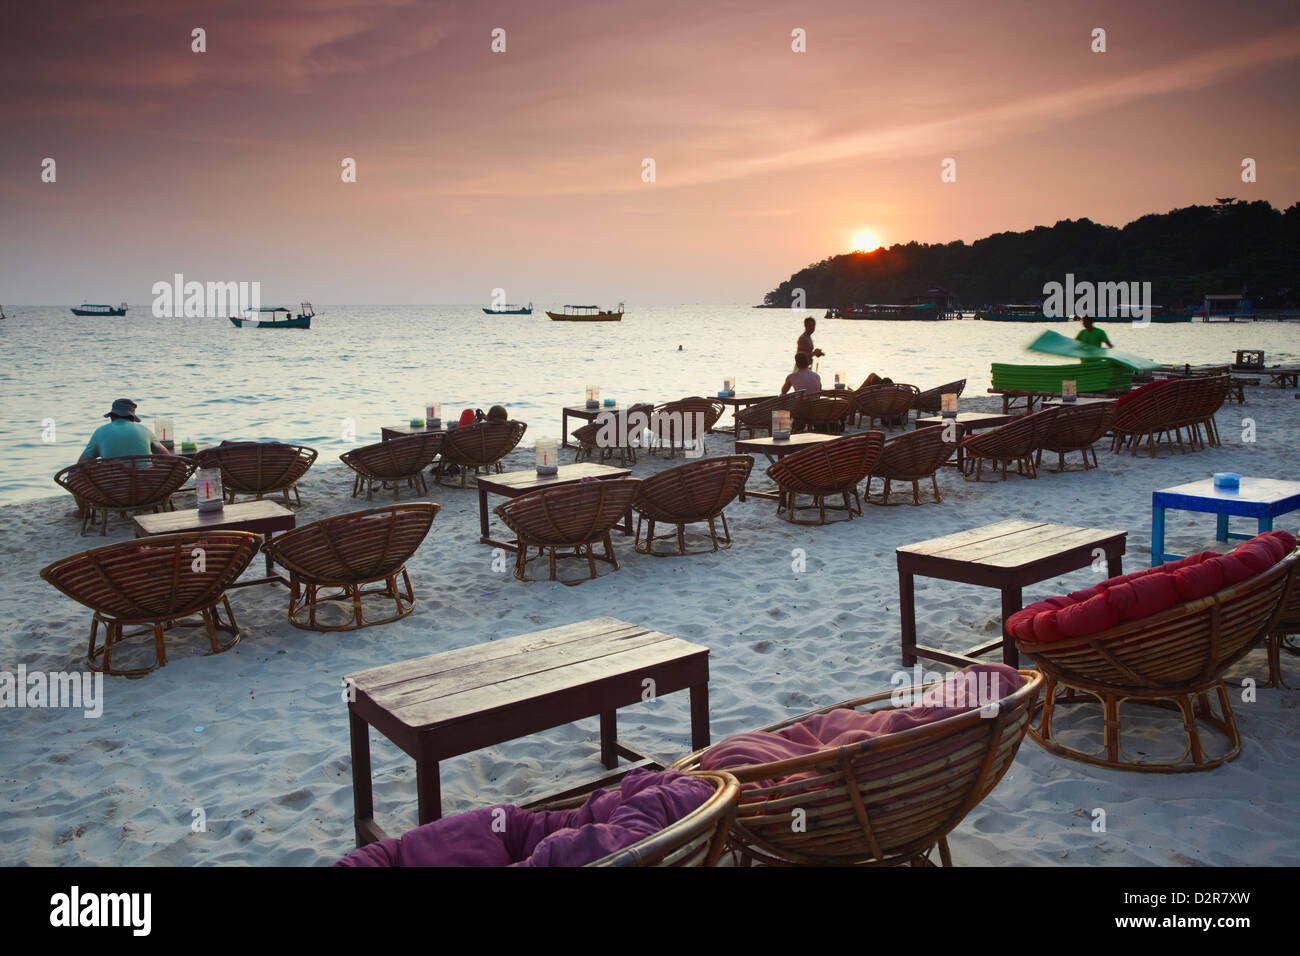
977,304 -> 1062,322
71,302 -> 127,317
483,301 -> 533,315
547,303 -> 624,322
230,302 -> 315,329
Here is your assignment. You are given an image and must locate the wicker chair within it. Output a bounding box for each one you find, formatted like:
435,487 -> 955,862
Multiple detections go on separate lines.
765,431 -> 885,525
914,379 -> 967,415
1111,376 -> 1229,456
573,404 -> 654,465
791,393 -> 852,434
194,441 -> 318,506
865,425 -> 957,505
1035,401 -> 1116,472
40,531 -> 262,676
852,383 -> 921,431
262,503 -> 439,631
438,421 -> 528,487
632,456 -> 754,555
495,478 -> 641,583
649,398 -> 725,459
734,393 -> 802,441
54,455 -> 196,536
960,407 -> 1058,482
1267,550 -> 1300,688
671,670 -> 1044,866
340,433 -> 443,500
1016,549 -> 1298,772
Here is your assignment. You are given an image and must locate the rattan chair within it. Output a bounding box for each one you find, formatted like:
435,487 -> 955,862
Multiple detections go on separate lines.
792,394 -> 853,433
262,503 -> 439,631
1035,401 -> 1116,472
648,398 -> 725,458
1016,549 -> 1297,772
734,393 -> 802,441
341,432 -> 443,500
1111,376 -> 1229,456
765,431 -> 885,525
852,383 -> 920,431
438,420 -> 528,487
865,425 -> 957,505
494,478 -> 640,583
671,670 -> 1043,866
573,404 -> 654,465
1266,550 -> 1300,688
54,455 -> 195,535
194,441 -> 318,506
960,407 -> 1058,481
632,456 -> 753,555
913,379 -> 967,415
40,531 -> 262,676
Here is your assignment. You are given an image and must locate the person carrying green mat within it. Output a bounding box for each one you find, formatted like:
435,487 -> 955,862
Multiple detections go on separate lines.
1076,316 -> 1112,349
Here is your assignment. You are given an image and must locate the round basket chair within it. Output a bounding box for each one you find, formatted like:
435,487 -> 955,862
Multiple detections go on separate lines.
865,425 -> 958,505
960,406 -> 1058,482
632,455 -> 754,556
262,503 -> 439,631
791,394 -> 852,433
765,431 -> 884,525
494,478 -> 641,584
1035,401 -> 1116,472
438,420 -> 528,487
648,398 -> 725,458
40,531 -> 262,676
1266,550 -> 1300,688
914,379 -> 967,415
671,669 -> 1044,866
734,393 -> 802,441
1111,376 -> 1229,457
1014,541 -> 1297,772
54,454 -> 195,535
852,383 -> 920,431
573,403 -> 654,466
340,432 -> 444,500
194,441 -> 318,506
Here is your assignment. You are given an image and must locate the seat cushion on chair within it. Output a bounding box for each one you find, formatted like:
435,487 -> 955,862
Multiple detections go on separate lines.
1009,530 -> 1297,643
332,769 -> 713,867
699,664 -> 1023,781
1115,378 -> 1168,406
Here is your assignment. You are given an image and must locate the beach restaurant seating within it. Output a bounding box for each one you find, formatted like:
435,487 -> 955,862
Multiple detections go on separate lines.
573,403 -> 654,466
1035,401 -> 1116,472
733,393 -> 802,441
262,503 -> 438,631
494,478 -> 640,583
341,432 -> 443,500
671,664 -> 1043,866
960,406 -> 1059,482
1267,551 -> 1300,688
851,383 -> 921,431
1111,376 -> 1230,457
54,454 -> 195,535
334,769 -> 740,867
913,378 -> 967,415
439,420 -> 528,487
648,398 -> 725,459
194,441 -> 318,507
792,393 -> 853,433
40,531 -> 262,676
1011,530 -> 1297,772
765,431 -> 884,525
632,455 -> 753,555
865,425 -> 958,505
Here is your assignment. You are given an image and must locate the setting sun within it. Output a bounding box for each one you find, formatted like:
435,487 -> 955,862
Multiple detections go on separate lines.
851,230 -> 882,252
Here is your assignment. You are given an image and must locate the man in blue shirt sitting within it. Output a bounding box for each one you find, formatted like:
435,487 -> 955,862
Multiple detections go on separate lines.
80,398 -> 171,462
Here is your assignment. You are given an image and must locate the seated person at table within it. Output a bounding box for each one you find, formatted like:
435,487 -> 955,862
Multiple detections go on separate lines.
781,353 -> 822,395
80,398 -> 170,463
487,405 -> 508,423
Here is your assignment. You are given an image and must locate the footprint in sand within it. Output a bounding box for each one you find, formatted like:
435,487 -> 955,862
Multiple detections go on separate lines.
752,640 -> 773,653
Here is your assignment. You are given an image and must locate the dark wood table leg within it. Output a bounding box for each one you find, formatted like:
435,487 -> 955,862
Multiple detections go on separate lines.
478,484 -> 490,541
415,739 -> 441,824
600,710 -> 618,770
899,568 -> 918,666
1108,552 -> 1123,577
349,708 -> 377,847
562,409 -> 572,449
689,682 -> 710,751
999,585 -> 1023,667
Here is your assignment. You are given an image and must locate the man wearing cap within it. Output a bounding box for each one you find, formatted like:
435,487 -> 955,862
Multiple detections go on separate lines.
79,399 -> 171,463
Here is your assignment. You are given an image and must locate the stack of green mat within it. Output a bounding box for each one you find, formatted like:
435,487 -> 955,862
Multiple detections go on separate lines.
990,359 -> 1134,393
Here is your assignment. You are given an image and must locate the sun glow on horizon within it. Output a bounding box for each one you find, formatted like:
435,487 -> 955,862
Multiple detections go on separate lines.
851,229 -> 883,252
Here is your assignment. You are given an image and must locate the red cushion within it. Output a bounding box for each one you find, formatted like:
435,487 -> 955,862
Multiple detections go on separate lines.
1115,379 -> 1168,406
1169,560 -> 1225,602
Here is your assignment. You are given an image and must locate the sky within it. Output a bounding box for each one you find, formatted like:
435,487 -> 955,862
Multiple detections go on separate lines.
1,0 -> 1298,305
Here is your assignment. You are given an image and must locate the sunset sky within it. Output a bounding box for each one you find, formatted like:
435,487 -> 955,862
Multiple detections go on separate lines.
2,0 -> 1298,304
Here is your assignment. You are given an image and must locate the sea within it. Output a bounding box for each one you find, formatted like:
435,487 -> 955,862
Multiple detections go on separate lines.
2,304 -> 1297,505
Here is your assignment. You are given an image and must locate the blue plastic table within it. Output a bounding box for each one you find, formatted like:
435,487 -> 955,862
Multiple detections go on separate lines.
1151,477 -> 1300,565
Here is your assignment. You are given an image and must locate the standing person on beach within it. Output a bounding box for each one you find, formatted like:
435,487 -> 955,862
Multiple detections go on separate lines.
79,399 -> 170,462
1076,316 -> 1113,349
796,317 -> 825,364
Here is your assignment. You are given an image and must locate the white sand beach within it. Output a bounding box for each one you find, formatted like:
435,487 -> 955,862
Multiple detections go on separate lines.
2,386 -> 1298,867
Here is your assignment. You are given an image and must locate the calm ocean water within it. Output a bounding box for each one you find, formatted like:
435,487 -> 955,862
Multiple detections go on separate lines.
2,304 -> 1296,505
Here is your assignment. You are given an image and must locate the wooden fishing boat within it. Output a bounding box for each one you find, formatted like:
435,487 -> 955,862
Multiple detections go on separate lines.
831,302 -> 945,320
977,304 -> 1062,322
230,302 -> 314,329
547,303 -> 624,322
483,301 -> 533,315
1090,306 -> 1191,324
71,302 -> 127,317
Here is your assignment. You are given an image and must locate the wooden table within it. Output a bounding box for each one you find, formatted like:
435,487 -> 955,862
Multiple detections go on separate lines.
380,423 -> 446,441
987,387 -> 1130,414
476,462 -> 633,551
897,519 -> 1126,668
914,412 -> 1013,470
561,404 -> 635,449
1040,397 -> 1118,409
345,617 -> 711,844
1151,477 -> 1300,565
734,432 -> 839,502
133,499 -> 296,587
713,393 -> 777,435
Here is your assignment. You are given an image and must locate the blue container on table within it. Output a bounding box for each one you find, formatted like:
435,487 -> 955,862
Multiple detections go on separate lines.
1213,472 -> 1241,489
